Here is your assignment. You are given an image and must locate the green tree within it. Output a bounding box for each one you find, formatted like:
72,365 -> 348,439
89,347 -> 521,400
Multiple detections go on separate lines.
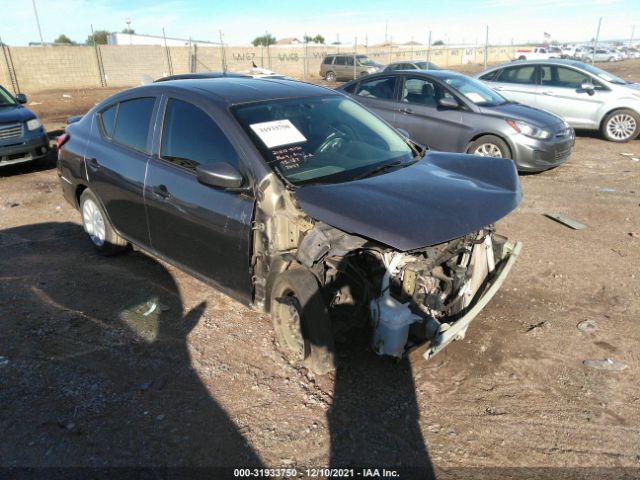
122,28 -> 135,34
252,33 -> 276,47
432,39 -> 445,46
54,34 -> 75,44
312,34 -> 325,44
86,30 -> 109,45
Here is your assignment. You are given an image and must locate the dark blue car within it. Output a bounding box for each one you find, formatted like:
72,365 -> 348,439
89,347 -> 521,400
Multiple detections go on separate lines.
0,85 -> 49,167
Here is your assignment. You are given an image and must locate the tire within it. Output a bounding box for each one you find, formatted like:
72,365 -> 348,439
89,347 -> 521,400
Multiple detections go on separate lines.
601,109 -> 640,142
608,57 -> 615,62
467,135 -> 512,159
269,269 -> 336,375
79,189 -> 129,255
325,71 -> 337,82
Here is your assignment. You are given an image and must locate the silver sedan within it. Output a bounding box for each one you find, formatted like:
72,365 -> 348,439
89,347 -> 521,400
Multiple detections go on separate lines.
475,59 -> 640,142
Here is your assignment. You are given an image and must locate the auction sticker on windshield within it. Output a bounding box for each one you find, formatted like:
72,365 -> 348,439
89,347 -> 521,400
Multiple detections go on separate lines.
250,119 -> 307,148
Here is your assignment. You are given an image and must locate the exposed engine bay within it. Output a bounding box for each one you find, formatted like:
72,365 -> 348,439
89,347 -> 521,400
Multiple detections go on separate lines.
251,172 -> 521,363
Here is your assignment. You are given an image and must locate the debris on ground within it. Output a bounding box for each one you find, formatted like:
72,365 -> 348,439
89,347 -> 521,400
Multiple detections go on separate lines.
0,356 -> 9,367
577,320 -> 597,333
619,153 -> 635,157
544,213 -> 587,230
629,232 -> 639,239
598,187 -> 616,193
583,358 -> 628,371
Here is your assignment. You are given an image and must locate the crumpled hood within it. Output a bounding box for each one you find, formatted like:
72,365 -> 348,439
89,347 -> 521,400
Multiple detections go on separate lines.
478,102 -> 564,129
294,152 -> 522,251
0,105 -> 36,123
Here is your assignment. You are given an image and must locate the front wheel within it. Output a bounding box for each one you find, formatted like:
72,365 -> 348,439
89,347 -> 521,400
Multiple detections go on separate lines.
270,269 -> 336,375
325,71 -> 337,82
468,135 -> 511,159
601,109 -> 640,142
80,189 -> 129,255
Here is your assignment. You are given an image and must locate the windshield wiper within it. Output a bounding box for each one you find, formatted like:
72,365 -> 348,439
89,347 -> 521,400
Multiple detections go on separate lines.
353,159 -> 416,181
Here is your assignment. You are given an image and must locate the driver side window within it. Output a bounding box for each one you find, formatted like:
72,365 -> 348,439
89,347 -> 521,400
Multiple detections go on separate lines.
161,99 -> 239,171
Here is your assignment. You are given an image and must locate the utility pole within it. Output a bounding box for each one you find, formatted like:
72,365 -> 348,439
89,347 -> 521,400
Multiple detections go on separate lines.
385,20 -> 388,43
219,30 -> 227,72
630,25 -> 636,47
592,17 -> 602,63
31,0 -> 44,45
353,36 -> 357,80
427,31 -> 432,66
484,25 -> 489,69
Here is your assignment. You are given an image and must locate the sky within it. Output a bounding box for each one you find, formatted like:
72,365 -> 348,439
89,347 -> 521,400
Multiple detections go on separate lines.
0,0 -> 638,46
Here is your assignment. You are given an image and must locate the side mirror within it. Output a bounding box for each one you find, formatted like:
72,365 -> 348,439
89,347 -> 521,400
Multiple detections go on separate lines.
438,97 -> 459,109
196,162 -> 244,190
397,128 -> 411,139
581,83 -> 595,94
15,93 -> 27,104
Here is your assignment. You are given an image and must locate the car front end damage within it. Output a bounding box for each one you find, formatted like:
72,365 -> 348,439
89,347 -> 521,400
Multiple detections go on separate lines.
250,154 -> 522,371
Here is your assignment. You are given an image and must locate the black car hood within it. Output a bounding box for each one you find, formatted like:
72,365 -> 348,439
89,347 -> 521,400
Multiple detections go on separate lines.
294,152 -> 522,251
0,105 -> 35,123
478,102 -> 563,129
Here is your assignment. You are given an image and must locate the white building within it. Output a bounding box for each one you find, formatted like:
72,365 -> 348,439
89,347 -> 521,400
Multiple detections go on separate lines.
107,32 -> 220,47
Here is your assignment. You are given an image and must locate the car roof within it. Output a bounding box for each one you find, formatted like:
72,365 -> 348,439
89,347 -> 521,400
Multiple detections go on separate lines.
476,58 -> 598,74
154,72 -> 250,82
124,77 -> 337,106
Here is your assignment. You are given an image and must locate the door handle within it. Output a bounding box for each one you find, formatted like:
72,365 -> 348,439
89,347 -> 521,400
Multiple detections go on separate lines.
542,91 -> 555,96
87,157 -> 99,170
493,86 -> 504,91
400,107 -> 414,114
152,184 -> 171,199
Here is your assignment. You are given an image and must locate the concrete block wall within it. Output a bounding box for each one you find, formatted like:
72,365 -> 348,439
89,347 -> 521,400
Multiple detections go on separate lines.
0,44 -> 519,94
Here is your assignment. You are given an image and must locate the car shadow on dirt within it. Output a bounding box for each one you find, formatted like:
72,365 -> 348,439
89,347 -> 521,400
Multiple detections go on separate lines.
0,221 -> 263,470
1,221 -> 435,477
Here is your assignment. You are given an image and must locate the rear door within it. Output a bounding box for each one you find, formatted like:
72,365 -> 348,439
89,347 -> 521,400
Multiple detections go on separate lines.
144,95 -> 254,300
536,65 -> 605,128
85,96 -> 158,247
483,64 -> 539,107
394,75 -> 464,151
350,75 -> 399,125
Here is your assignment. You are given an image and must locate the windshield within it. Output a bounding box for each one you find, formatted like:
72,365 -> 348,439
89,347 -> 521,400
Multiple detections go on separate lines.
0,87 -> 16,107
233,96 -> 413,186
574,62 -> 628,85
415,62 -> 439,70
356,55 -> 375,66
439,74 -> 507,106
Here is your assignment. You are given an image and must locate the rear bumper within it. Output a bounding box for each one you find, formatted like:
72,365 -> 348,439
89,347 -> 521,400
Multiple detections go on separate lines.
0,132 -> 49,167
511,129 -> 575,172
422,240 -> 522,360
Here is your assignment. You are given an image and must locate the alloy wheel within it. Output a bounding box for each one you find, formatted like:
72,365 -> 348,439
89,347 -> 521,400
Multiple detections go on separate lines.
82,198 -> 106,247
607,113 -> 637,141
474,143 -> 503,157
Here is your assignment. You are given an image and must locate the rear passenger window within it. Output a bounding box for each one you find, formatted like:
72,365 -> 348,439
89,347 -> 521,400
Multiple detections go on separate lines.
161,99 -> 238,171
335,56 -> 346,66
99,104 -> 117,138
355,77 -> 397,100
113,97 -> 155,152
496,66 -> 536,84
479,70 -> 498,81
323,56 -> 334,65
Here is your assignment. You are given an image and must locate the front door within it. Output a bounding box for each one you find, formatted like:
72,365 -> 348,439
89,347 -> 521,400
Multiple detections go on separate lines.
393,75 -> 464,151
144,96 -> 254,301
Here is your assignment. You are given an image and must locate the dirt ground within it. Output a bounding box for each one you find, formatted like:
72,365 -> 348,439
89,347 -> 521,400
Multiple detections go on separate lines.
1,60 -> 639,478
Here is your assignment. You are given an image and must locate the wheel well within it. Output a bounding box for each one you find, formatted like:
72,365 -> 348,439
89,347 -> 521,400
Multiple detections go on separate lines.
466,133 -> 513,157
75,184 -> 87,208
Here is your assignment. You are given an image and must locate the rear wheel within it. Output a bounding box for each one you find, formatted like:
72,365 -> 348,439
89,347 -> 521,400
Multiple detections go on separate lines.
601,109 -> 640,142
270,269 -> 335,375
80,189 -> 129,255
325,71 -> 337,82
468,135 -> 511,159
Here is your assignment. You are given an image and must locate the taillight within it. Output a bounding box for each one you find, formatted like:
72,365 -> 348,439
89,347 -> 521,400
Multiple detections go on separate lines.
56,132 -> 70,150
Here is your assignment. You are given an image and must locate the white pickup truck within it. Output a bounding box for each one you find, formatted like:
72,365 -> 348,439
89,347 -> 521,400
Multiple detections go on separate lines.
513,47 -> 558,61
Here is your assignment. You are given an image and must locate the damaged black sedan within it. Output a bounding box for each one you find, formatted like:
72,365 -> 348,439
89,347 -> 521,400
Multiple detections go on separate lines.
57,77 -> 522,374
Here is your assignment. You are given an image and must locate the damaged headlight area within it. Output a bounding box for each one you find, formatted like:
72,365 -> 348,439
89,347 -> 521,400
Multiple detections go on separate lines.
297,224 -> 521,360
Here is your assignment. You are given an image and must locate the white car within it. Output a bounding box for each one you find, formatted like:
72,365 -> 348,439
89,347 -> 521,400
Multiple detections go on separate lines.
513,47 -> 558,61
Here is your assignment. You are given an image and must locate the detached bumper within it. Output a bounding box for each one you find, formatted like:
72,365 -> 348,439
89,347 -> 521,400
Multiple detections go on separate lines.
423,240 -> 522,360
